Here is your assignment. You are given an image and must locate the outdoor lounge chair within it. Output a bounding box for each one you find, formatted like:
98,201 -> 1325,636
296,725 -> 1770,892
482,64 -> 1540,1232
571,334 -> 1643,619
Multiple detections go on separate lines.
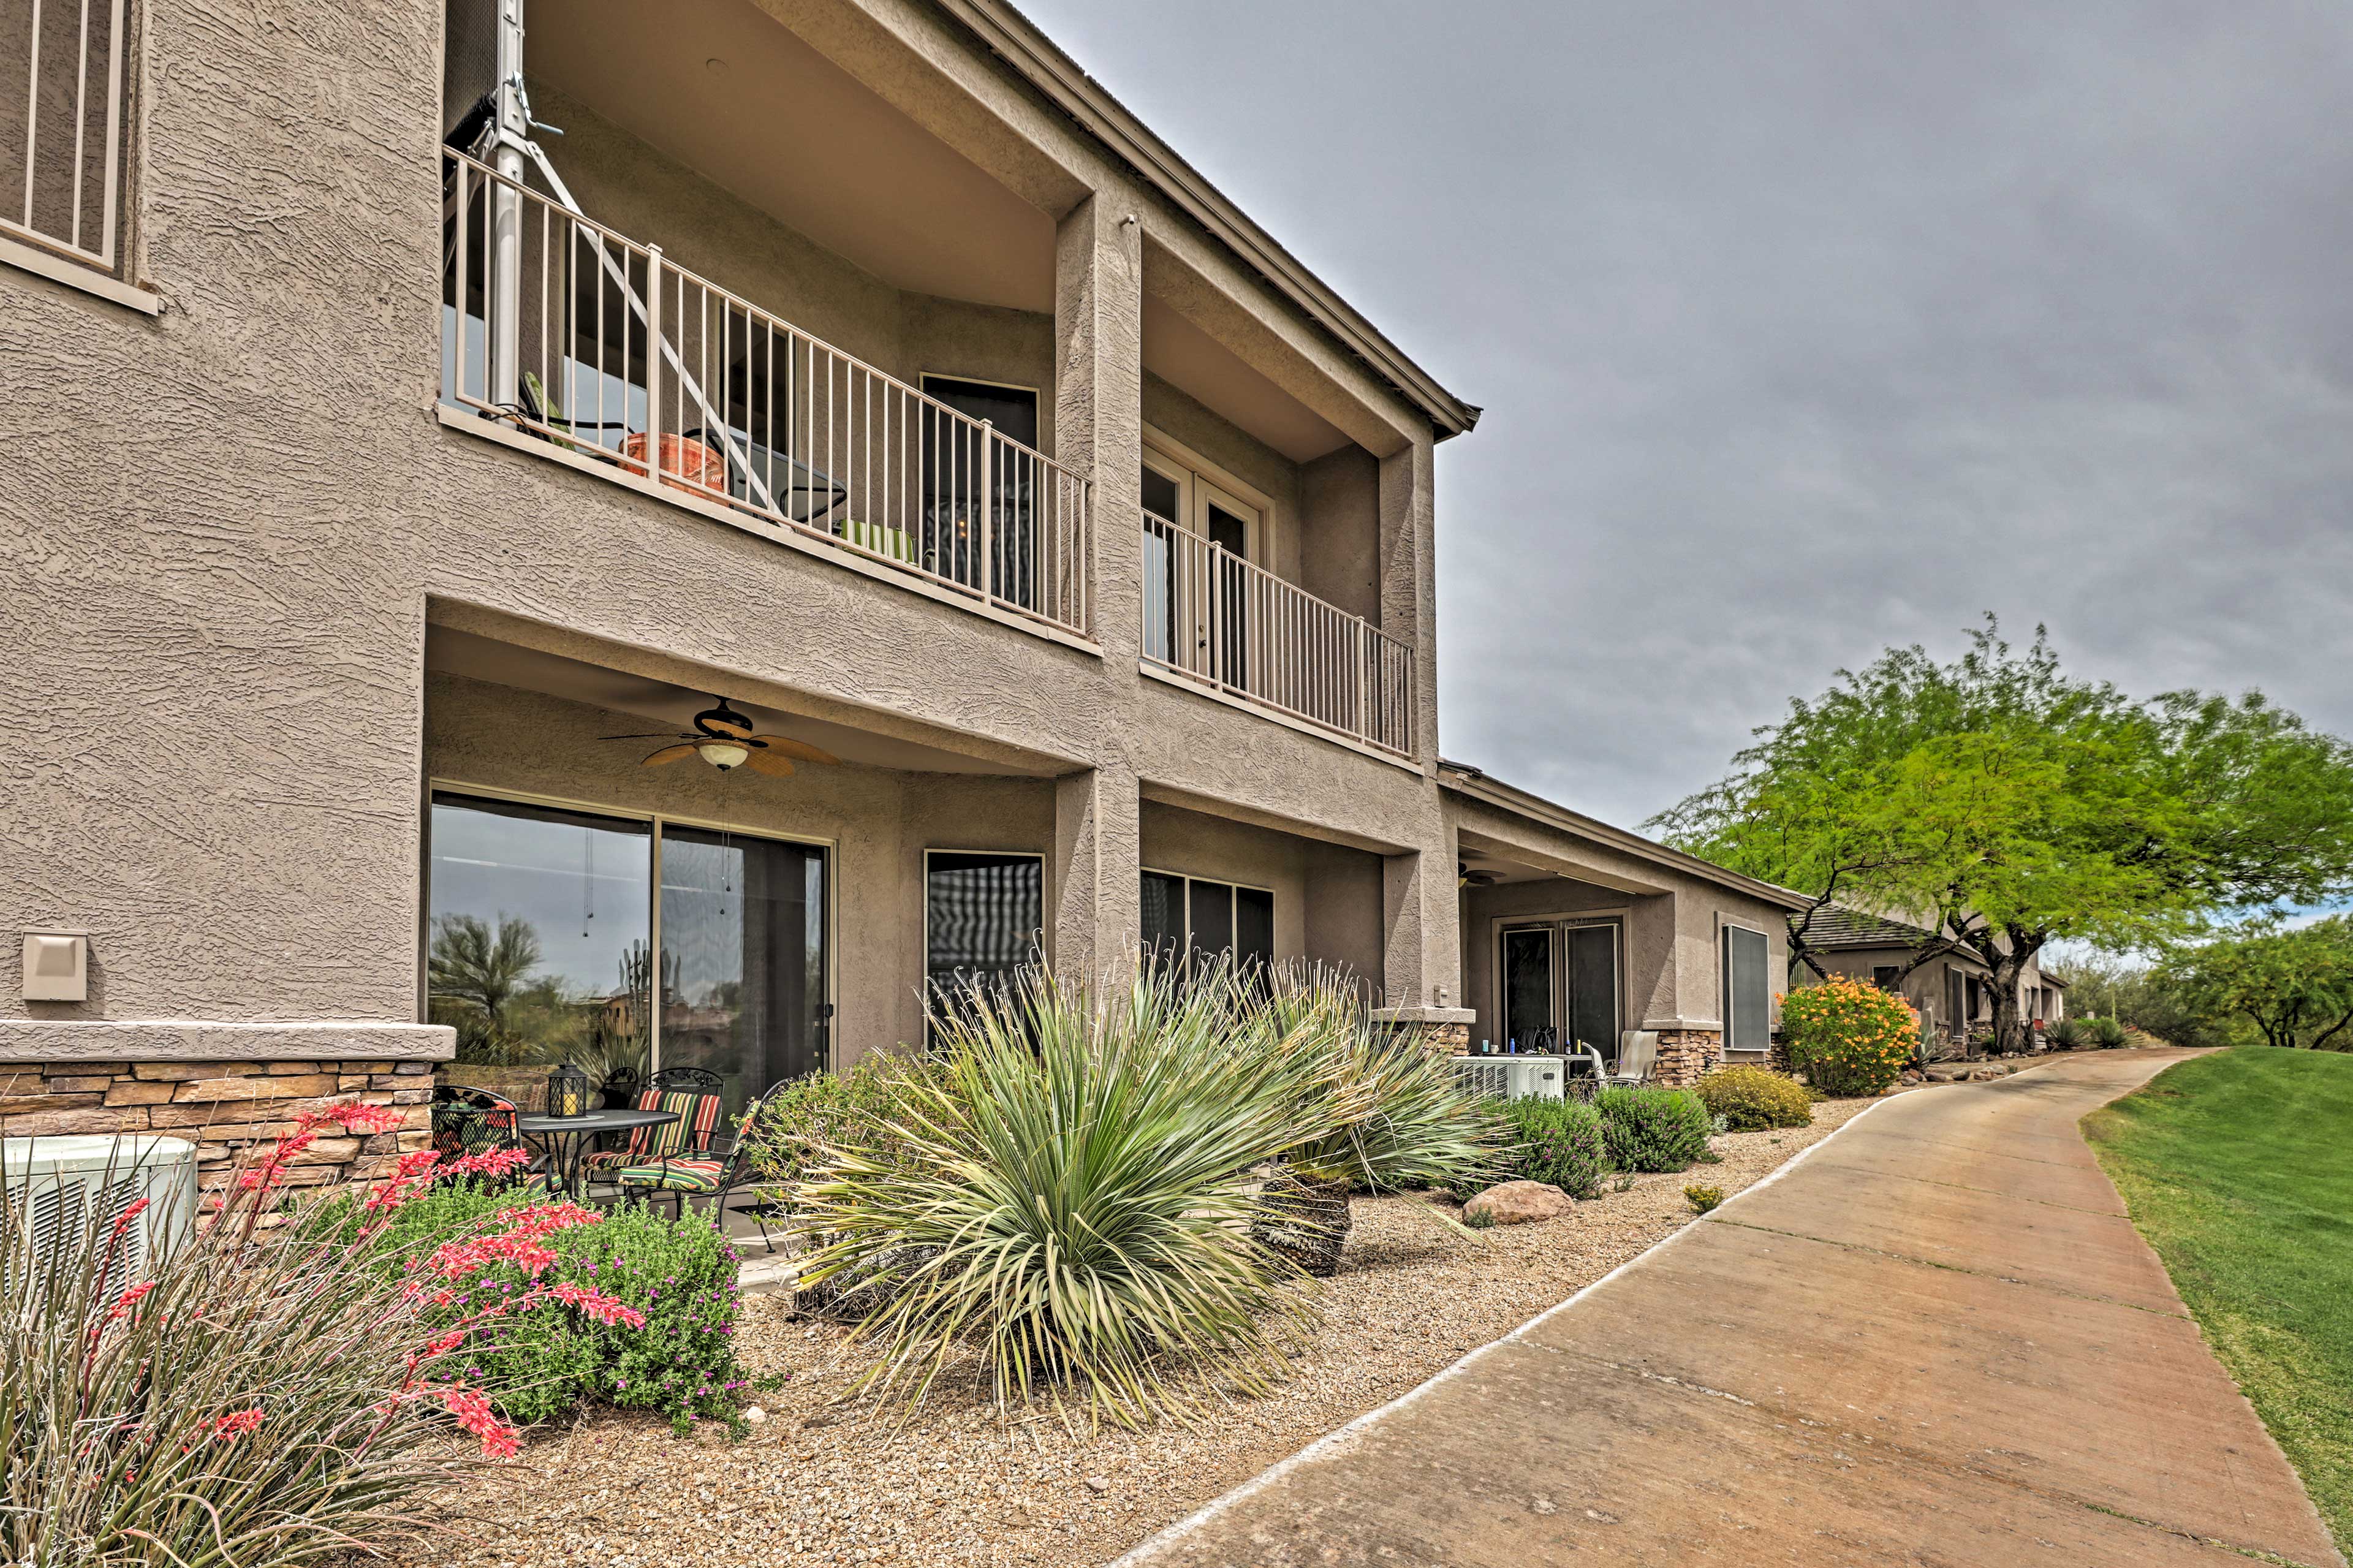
1606,1030 -> 1659,1088
580,1066 -> 728,1182
612,1078 -> 788,1251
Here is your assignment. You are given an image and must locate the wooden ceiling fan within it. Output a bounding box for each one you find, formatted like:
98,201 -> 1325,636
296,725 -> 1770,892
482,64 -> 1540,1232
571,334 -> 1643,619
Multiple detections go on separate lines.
601,697 -> 841,778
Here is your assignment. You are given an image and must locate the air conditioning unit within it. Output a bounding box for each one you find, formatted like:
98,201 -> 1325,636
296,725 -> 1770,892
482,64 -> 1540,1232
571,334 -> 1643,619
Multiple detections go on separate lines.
1450,1053 -> 1567,1101
3,1135 -> 199,1289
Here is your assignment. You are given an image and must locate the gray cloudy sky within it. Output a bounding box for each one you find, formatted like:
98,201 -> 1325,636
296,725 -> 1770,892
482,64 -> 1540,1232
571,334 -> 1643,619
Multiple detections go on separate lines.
1022,0 -> 2353,829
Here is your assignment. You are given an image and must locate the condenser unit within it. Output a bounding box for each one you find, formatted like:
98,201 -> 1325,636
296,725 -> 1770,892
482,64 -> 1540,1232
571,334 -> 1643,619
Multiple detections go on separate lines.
3,1135 -> 199,1289
1450,1053 -> 1567,1102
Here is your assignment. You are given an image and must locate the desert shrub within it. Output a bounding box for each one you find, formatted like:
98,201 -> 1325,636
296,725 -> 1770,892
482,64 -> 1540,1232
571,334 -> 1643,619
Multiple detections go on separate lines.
1499,1097 -> 1608,1199
1695,1065 -> 1813,1131
0,1103 -> 651,1565
795,965 -> 1327,1425
744,1052 -> 938,1195
1684,1184 -> 1725,1214
2048,1017 -> 2088,1050
2086,1015 -> 2129,1048
1596,1085 -> 1715,1172
344,1181 -> 744,1432
1781,977 -> 1919,1096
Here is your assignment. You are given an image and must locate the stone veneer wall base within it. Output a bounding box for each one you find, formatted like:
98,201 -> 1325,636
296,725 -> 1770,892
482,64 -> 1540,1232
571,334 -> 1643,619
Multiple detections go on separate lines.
1651,1028 -> 1724,1088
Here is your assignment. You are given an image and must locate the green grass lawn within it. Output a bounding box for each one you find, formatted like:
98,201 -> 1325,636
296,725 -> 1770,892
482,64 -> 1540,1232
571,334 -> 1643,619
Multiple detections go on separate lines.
2083,1047 -> 2353,1555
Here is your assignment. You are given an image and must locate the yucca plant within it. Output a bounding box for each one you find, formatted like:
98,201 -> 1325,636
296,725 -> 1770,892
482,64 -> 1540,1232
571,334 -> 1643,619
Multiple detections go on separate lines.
1254,966 -> 1502,1275
794,964 -> 1327,1426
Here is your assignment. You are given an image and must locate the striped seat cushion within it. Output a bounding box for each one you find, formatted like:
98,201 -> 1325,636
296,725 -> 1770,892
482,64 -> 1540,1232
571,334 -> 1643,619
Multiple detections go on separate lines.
582,1088 -> 723,1168
615,1157 -> 725,1194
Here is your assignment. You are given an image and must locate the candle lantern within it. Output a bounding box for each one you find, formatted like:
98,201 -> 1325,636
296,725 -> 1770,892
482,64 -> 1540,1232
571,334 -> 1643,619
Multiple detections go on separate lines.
545,1062 -> 591,1119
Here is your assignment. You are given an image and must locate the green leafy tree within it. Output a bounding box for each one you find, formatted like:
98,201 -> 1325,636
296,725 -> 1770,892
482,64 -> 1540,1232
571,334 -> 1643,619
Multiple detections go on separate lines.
2157,917 -> 2353,1050
427,913 -> 543,1028
1656,618 -> 2353,1053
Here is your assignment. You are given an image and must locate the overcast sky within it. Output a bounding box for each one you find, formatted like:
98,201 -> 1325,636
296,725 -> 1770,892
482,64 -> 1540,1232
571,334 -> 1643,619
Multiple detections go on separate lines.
1023,0 -> 2353,830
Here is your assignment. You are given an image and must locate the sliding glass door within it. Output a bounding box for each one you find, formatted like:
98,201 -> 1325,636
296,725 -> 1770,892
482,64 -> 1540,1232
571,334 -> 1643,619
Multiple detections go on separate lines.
426,791 -> 828,1108
1496,920 -> 1620,1057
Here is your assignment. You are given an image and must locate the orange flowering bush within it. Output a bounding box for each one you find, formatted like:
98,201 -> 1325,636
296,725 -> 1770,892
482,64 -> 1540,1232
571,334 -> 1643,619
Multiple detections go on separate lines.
1778,977 -> 1919,1097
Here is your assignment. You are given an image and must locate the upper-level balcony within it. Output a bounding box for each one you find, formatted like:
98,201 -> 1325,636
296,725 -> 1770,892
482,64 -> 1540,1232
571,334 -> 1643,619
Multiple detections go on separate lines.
430,0 -> 1428,759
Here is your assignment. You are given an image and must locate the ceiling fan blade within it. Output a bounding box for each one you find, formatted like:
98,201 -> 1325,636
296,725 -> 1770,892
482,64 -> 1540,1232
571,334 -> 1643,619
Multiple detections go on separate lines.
702,711 -> 756,738
743,748 -> 796,778
640,744 -> 697,767
746,735 -> 841,766
601,732 -> 686,741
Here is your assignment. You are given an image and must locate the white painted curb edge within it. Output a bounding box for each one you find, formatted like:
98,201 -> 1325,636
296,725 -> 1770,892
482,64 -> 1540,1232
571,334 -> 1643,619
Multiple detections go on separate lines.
1107,1089 -> 1910,1567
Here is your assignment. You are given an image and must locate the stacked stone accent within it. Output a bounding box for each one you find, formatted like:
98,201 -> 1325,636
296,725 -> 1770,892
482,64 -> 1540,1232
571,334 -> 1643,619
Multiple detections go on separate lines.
0,1058 -> 438,1189
1378,1019 -> 1471,1055
1652,1029 -> 1724,1088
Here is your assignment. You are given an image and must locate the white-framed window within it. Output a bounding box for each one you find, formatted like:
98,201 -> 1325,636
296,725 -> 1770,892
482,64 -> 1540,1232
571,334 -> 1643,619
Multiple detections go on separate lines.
1140,868 -> 1274,973
1722,923 -> 1772,1053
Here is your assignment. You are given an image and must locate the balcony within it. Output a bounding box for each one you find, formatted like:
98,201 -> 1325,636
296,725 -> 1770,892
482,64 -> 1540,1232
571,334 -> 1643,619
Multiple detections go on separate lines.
438,150 -> 1092,642
1142,512 -> 1414,758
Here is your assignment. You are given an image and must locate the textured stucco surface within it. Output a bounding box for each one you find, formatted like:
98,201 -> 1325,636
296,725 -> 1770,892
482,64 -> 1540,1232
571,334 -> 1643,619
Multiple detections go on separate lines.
0,0 -> 1461,1053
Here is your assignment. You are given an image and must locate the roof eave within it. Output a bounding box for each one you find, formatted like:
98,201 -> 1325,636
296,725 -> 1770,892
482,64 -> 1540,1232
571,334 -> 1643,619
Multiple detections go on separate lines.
1438,761 -> 1816,913
936,0 -> 1480,440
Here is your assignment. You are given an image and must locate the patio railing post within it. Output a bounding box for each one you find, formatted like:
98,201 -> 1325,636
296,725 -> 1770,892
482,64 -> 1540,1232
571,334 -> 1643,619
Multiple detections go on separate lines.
977,419 -> 995,603
642,244 -> 664,481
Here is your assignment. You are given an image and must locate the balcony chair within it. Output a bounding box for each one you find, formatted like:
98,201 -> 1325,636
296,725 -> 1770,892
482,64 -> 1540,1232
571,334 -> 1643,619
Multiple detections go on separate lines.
1605,1031 -> 1659,1088
612,1078 -> 789,1252
428,1083 -> 543,1186
580,1066 -> 729,1185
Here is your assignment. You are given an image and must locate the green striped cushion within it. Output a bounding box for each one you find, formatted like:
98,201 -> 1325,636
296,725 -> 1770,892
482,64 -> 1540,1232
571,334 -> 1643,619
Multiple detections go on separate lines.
616,1157 -> 724,1194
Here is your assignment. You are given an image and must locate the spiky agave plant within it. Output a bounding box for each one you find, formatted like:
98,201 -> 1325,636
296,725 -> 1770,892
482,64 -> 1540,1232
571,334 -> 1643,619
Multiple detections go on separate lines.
1252,965 -> 1503,1275
794,963 -> 1328,1426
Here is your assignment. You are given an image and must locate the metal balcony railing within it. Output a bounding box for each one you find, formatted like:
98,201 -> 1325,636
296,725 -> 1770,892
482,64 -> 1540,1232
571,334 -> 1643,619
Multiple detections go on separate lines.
5,0 -> 131,273
439,150 -> 1091,639
1142,512 -> 1413,756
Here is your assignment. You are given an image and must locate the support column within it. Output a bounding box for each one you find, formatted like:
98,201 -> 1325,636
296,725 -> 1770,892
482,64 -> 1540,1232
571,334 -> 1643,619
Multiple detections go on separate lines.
1376,433 -> 1439,770
1054,194 -> 1144,660
1374,825 -> 1472,1048
1051,761 -> 1140,993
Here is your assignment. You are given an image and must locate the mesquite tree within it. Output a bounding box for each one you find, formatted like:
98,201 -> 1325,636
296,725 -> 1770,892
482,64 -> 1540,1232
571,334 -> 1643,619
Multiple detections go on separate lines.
1653,618 -> 2353,1054
2157,917 -> 2353,1050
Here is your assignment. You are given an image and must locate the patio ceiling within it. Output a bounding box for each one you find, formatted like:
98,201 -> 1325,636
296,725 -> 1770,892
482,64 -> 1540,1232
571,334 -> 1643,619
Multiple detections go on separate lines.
424,626 -> 1066,777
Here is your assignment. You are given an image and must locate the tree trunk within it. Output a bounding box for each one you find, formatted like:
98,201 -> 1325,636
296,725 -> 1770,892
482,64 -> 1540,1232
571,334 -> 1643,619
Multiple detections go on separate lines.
1252,1170 -> 1354,1278
1987,950 -> 2033,1056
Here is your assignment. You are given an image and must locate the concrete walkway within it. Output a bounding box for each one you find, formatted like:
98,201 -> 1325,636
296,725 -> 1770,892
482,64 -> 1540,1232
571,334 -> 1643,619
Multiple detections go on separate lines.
1120,1049 -> 2344,1568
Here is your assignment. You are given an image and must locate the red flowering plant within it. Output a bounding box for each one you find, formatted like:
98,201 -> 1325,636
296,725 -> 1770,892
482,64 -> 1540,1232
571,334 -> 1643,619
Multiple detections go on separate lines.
0,1097 -> 654,1565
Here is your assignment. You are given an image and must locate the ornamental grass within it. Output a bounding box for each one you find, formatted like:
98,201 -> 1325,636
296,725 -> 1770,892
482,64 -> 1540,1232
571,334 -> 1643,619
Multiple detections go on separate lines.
0,1101 -> 646,1567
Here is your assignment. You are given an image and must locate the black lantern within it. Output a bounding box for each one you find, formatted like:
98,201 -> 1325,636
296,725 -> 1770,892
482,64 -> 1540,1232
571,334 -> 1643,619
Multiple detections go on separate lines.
545,1062 -> 591,1119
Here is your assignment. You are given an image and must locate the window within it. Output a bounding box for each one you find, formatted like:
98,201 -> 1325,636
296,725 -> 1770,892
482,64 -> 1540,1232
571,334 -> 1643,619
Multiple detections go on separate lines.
924,850 -> 1042,1037
1139,441 -> 1263,683
1140,870 -> 1273,975
4,0 -> 135,276
1722,925 -> 1771,1054
425,791 -> 829,1112
1871,964 -> 1902,991
922,375 -> 1041,608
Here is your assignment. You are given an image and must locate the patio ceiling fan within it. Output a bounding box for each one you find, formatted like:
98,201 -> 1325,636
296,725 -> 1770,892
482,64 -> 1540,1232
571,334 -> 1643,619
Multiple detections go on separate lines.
601,697 -> 841,778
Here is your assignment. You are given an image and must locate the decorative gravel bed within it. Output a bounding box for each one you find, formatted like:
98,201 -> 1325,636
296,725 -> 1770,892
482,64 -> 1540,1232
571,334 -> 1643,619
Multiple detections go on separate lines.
395,1095 -> 1887,1568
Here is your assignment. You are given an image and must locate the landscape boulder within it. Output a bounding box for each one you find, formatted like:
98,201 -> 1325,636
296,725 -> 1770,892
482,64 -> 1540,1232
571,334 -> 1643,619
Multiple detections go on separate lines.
1465,1180 -> 1575,1226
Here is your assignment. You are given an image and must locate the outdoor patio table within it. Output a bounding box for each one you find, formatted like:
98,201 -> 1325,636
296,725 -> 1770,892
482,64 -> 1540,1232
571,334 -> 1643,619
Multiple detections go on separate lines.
514,1107 -> 676,1199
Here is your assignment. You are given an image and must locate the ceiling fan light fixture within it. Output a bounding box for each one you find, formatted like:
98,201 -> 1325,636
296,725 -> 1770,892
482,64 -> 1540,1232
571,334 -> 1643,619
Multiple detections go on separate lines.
696,740 -> 751,771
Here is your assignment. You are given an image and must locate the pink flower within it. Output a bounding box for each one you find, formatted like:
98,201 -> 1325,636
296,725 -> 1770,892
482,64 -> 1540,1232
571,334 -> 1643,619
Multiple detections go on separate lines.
211,1407 -> 265,1442
108,1280 -> 157,1320
547,1282 -> 648,1328
439,1385 -> 521,1460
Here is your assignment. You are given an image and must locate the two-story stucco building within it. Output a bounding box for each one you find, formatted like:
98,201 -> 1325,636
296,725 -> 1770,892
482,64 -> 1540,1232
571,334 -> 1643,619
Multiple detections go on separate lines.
2,0 -> 1799,1181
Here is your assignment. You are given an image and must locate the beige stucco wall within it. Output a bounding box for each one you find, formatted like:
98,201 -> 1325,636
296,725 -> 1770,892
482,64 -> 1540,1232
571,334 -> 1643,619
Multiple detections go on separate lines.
0,0 -> 1461,1061
1135,799 -> 1385,984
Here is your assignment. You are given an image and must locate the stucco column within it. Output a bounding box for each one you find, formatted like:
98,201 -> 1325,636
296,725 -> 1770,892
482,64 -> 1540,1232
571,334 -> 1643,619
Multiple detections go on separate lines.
1051,760 -> 1140,992
1053,194 -> 1144,662
1377,433 -> 1439,771
1376,809 -> 1469,1040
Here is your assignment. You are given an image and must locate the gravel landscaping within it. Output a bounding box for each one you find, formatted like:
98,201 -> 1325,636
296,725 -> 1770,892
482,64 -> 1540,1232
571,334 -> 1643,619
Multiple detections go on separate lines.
393,1094 -> 1887,1568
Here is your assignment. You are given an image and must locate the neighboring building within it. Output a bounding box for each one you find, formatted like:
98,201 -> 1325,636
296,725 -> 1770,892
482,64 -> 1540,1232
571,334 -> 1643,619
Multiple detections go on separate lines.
1802,907 -> 2067,1053
2,0 -> 1789,1183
